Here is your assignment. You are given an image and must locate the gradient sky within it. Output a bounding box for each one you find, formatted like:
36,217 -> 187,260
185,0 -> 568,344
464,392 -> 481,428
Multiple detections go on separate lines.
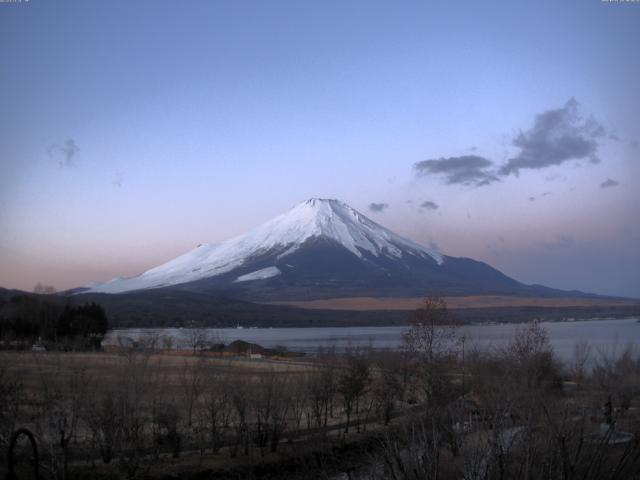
1,0 -> 639,297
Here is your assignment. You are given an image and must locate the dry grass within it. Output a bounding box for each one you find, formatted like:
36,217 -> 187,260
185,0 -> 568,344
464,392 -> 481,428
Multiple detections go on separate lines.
266,295 -> 640,311
0,350 -> 313,397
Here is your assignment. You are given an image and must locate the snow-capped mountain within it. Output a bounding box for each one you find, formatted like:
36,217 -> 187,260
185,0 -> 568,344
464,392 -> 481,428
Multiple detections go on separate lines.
80,198 -> 544,299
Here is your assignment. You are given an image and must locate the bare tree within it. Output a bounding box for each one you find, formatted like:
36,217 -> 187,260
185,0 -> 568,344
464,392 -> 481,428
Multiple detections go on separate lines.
252,369 -> 291,453
179,358 -> 205,428
34,282 -> 57,295
154,401 -> 181,458
377,415 -> 444,480
0,359 -> 22,449
202,365 -> 233,454
113,349 -> 159,479
229,376 -> 250,457
403,297 -> 460,410
185,326 -> 212,354
403,296 -> 459,362
338,354 -> 370,434
34,355 -> 90,480
372,354 -> 403,426
139,331 -> 161,351
161,335 -> 174,350
307,361 -> 336,436
571,338 -> 592,384
287,372 -> 309,442
508,321 -> 561,391
84,393 -> 121,464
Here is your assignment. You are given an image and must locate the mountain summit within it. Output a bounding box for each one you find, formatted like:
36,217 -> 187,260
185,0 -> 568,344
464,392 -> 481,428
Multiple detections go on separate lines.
81,198 -> 562,299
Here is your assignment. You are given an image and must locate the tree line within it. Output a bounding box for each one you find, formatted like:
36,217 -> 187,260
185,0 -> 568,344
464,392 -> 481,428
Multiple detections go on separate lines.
0,295 -> 108,350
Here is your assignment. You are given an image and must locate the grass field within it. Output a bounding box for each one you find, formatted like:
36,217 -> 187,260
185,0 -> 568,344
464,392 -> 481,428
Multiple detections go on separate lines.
267,295 -> 640,311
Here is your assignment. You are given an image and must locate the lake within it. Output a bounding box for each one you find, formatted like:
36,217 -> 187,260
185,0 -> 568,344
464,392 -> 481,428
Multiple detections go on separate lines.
104,317 -> 640,365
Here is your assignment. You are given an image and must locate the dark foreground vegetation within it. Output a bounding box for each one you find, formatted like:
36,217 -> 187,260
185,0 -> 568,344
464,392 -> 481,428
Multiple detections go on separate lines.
0,294 -> 108,350
1,298 -> 640,479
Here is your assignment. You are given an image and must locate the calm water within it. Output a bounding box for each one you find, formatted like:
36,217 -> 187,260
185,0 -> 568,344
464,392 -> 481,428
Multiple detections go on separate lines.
104,317 -> 640,364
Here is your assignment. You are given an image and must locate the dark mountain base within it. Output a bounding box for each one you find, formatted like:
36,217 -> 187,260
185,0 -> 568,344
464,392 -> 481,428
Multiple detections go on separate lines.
172,242 -> 583,301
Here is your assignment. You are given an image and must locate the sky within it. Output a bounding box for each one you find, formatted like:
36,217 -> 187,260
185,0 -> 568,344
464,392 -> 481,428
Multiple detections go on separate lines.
1,0 -> 639,298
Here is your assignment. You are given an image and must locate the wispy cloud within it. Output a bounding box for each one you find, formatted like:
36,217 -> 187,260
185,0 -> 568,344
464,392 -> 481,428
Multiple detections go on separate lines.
414,155 -> 499,187
419,200 -> 439,211
600,178 -> 620,189
368,202 -> 389,213
112,171 -> 125,188
529,191 -> 553,202
499,98 -> 605,176
542,235 -> 575,251
47,138 -> 79,168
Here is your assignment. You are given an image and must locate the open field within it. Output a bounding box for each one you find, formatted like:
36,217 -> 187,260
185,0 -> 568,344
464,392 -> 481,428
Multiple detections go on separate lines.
0,350 -> 312,397
0,348 -> 403,479
267,295 -> 640,311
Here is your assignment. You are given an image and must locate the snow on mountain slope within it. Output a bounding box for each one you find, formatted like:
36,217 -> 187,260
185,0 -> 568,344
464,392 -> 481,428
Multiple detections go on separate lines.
234,266 -> 281,283
82,198 -> 443,294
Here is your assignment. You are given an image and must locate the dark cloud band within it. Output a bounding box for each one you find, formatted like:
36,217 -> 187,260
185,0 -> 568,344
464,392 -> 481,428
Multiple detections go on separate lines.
499,98 -> 605,176
414,155 -> 499,187
368,202 -> 389,213
600,178 -> 620,189
420,200 -> 439,210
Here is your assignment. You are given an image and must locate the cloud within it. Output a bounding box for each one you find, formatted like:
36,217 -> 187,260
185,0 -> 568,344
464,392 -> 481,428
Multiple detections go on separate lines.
47,138 -> 79,167
545,173 -> 563,182
414,155 -> 499,187
112,171 -> 125,188
499,98 -> 605,176
420,200 -> 439,210
600,178 -> 620,189
630,139 -> 639,150
368,202 -> 389,213
542,235 -> 575,251
529,191 -> 553,202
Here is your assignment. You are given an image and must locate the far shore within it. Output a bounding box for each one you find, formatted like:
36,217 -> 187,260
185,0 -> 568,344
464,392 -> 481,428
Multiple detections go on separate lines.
265,295 -> 640,311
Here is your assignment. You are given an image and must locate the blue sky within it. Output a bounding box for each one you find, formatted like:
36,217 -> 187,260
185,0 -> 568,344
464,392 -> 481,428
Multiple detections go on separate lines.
1,0 -> 639,297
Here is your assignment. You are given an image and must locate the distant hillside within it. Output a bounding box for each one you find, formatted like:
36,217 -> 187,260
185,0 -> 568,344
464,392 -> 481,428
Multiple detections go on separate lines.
0,287 -> 29,302
72,288 -> 406,327
2,287 -> 638,328
74,288 -> 640,328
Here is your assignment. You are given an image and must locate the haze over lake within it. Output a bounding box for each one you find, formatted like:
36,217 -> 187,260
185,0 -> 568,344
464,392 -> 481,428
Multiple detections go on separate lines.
105,317 -> 640,363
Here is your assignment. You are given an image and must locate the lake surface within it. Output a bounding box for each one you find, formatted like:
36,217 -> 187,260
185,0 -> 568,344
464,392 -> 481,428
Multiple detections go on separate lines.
105,317 -> 640,365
